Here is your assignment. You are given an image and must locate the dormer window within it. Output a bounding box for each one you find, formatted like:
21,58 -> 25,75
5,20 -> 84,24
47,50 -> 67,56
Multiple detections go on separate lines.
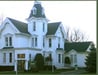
33,7 -> 37,15
5,34 -> 13,47
5,36 -> 12,47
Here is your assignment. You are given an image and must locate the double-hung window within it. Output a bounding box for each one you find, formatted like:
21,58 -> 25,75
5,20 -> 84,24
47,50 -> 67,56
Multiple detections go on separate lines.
5,36 -> 12,47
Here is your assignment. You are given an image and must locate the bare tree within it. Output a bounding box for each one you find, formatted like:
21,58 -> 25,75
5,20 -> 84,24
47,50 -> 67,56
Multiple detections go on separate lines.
65,27 -> 88,42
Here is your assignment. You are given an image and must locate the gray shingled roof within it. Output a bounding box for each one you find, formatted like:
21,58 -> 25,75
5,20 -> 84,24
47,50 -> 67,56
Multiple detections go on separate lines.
8,18 -> 30,34
46,22 -> 61,35
65,42 -> 92,52
28,3 -> 46,18
8,18 -> 61,36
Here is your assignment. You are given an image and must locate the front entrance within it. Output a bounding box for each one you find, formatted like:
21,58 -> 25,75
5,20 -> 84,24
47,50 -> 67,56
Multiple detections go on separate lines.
17,60 -> 25,71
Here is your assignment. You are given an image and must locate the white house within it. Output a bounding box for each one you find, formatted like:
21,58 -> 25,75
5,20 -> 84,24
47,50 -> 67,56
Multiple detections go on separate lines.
0,1 -> 95,71
64,42 -> 94,68
0,1 -> 66,71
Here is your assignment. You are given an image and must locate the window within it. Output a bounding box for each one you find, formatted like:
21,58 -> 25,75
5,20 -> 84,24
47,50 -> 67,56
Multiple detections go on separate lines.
58,37 -> 60,48
29,54 -> 31,61
35,37 -> 37,47
33,7 -> 36,15
43,23 -> 45,32
43,38 -> 45,47
74,54 -> 77,63
17,54 -> 25,58
32,38 -> 34,47
31,37 -> 38,47
5,36 -> 12,47
3,53 -> 6,63
58,54 -> 61,63
5,37 -> 8,46
71,54 -> 73,63
33,22 -> 36,31
9,53 -> 12,63
49,38 -> 52,47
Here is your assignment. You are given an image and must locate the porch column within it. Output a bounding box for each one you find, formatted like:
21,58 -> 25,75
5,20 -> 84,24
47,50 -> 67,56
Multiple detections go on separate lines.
14,60 -> 17,71
25,60 -> 28,70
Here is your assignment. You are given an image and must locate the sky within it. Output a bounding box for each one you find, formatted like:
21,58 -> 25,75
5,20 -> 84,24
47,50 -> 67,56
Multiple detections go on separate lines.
0,1 -> 96,45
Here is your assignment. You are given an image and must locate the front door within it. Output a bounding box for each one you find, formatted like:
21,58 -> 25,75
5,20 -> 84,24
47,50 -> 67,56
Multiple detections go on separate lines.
17,60 -> 25,71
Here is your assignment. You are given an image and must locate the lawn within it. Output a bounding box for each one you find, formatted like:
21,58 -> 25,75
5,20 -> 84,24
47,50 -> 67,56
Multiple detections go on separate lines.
0,69 -> 96,75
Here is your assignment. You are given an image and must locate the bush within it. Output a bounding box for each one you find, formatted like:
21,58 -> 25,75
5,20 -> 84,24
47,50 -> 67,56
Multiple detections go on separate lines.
0,66 -> 14,71
44,65 -> 56,71
34,53 -> 44,71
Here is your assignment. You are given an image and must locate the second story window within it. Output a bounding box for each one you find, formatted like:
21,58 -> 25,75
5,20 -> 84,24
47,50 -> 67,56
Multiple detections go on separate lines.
49,38 -> 52,48
43,38 -> 45,47
33,22 -> 36,31
35,37 -> 37,47
32,37 -> 38,47
43,22 -> 45,32
58,37 -> 60,48
5,36 -> 12,47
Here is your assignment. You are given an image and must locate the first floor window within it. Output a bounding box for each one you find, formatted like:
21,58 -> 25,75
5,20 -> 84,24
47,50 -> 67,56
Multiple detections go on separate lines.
71,54 -> 73,63
74,54 -> 77,63
9,53 -> 12,63
58,54 -> 61,63
3,53 -> 6,63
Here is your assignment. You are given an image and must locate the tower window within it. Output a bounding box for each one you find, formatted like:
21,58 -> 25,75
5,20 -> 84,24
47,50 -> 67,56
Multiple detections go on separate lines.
33,22 -> 36,31
33,7 -> 36,15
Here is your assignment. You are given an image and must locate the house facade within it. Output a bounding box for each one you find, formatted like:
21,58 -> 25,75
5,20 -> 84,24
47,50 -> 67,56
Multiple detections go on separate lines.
0,1 -> 66,71
0,1 -> 94,71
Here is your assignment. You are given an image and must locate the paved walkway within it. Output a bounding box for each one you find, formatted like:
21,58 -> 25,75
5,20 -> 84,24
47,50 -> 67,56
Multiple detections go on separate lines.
61,69 -> 87,75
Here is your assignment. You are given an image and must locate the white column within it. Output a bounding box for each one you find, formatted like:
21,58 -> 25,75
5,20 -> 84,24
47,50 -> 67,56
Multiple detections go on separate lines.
14,60 -> 17,71
25,60 -> 28,70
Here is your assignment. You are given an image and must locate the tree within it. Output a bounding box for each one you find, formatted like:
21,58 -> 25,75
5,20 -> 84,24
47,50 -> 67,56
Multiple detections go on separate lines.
85,44 -> 96,73
34,53 -> 44,71
65,27 -> 88,42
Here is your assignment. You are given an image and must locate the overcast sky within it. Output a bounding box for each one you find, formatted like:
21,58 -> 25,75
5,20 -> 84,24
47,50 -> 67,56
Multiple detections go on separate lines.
0,1 -> 96,45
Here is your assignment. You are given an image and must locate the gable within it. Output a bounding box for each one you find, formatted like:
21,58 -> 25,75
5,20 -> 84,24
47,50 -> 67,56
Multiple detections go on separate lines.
55,24 -> 65,39
0,18 -> 20,35
46,22 -> 61,35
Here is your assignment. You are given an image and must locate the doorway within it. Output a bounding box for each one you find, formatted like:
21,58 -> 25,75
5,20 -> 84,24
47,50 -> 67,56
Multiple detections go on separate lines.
17,60 -> 25,71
